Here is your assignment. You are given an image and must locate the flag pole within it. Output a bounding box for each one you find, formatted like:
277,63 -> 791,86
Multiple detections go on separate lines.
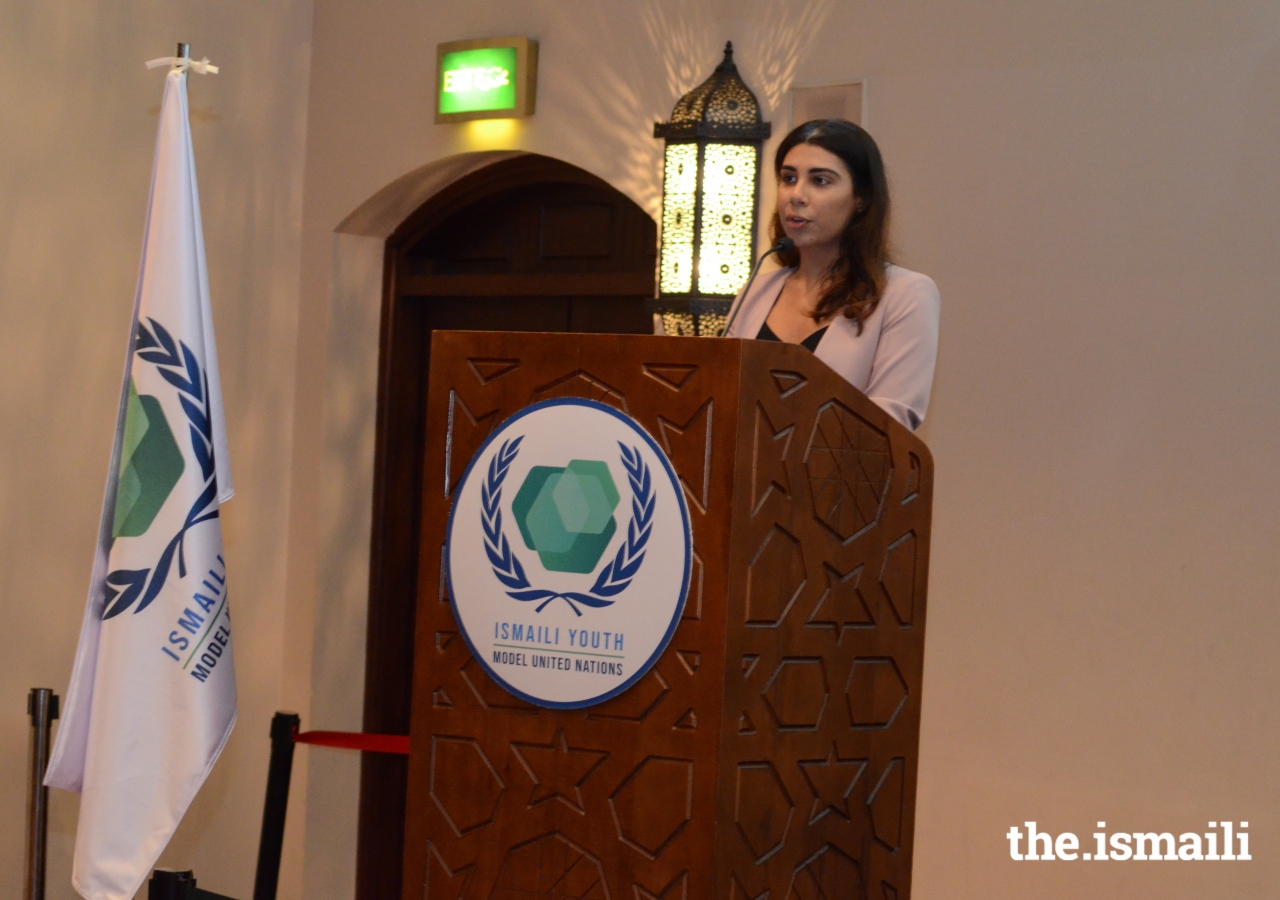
44,41 -> 233,899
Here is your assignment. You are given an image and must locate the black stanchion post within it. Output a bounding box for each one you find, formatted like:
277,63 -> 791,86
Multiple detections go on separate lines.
147,868 -> 239,900
149,869 -> 196,900
252,711 -> 300,900
25,688 -> 59,900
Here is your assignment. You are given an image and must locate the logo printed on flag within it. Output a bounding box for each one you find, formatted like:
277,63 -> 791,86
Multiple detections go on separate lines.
103,318 -> 222,621
44,58 -> 236,900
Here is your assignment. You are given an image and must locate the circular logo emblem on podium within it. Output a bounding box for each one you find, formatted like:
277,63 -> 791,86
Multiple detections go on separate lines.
446,398 -> 692,708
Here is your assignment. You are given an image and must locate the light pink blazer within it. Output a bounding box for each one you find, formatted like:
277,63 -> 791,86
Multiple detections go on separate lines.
724,265 -> 941,430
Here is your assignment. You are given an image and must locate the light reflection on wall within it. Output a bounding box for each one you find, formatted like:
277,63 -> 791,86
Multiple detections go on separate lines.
463,118 -> 522,150
641,2 -> 721,116
545,1 -> 682,221
734,0 -> 836,116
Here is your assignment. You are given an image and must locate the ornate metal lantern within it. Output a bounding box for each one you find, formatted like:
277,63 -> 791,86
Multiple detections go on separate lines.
653,42 -> 772,336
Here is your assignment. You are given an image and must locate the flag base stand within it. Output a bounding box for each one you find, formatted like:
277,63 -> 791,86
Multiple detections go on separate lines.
148,869 -> 237,900
26,688 -> 59,900
140,711 -> 408,900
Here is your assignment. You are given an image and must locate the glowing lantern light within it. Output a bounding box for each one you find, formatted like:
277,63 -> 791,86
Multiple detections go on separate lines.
653,42 -> 772,336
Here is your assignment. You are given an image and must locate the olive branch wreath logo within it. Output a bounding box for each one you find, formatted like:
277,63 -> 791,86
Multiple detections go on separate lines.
481,437 -> 654,616
102,318 -> 221,620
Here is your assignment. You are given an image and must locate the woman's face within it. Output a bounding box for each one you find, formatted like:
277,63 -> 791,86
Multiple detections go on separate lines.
776,143 -> 857,251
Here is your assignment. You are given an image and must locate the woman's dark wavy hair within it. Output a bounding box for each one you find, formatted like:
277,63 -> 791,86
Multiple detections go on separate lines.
770,119 -> 892,333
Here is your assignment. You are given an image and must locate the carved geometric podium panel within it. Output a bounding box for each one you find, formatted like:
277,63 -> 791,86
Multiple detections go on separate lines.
402,332 -> 932,900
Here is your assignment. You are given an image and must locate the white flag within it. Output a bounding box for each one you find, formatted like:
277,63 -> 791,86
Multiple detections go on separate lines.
45,64 -> 236,900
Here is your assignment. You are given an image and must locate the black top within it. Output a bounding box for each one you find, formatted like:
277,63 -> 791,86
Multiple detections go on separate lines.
756,320 -> 829,353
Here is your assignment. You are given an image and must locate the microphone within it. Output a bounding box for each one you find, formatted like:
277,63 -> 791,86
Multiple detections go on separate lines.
721,238 -> 795,337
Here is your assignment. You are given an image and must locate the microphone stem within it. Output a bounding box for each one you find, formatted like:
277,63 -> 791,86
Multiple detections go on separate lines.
721,243 -> 786,337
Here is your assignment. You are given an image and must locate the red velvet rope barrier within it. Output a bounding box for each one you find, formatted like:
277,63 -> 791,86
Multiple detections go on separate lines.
293,729 -> 409,755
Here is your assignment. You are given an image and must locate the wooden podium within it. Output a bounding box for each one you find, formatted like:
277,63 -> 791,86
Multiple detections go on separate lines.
402,331 -> 933,900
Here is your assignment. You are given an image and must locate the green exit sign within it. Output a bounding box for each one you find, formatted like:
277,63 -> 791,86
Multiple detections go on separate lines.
436,36 -> 538,123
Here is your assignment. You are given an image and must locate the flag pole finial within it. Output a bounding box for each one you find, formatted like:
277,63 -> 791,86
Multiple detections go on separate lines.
146,44 -> 217,74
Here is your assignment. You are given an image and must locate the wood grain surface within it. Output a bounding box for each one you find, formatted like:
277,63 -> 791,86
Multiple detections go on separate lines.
402,331 -> 932,900
361,154 -> 656,898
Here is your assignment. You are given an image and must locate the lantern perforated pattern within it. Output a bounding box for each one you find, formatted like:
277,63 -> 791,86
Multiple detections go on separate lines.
660,311 -> 726,337
697,144 -> 758,296
657,42 -> 769,139
660,144 -> 698,295
652,42 -> 771,335
703,77 -> 760,131
659,312 -> 695,337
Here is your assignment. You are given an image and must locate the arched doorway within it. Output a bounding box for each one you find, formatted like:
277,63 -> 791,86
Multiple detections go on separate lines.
358,154 -> 657,898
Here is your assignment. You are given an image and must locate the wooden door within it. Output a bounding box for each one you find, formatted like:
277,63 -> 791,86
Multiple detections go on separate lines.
358,155 -> 657,900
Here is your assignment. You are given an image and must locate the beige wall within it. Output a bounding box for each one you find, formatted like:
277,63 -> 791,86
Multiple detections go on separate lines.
6,1 -> 1280,898
0,2 -> 313,898
293,1 -> 1280,898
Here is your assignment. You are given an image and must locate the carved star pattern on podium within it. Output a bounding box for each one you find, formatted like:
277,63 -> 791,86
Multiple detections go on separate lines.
751,402 -> 793,515
633,870 -> 689,900
445,391 -> 498,497
807,562 -> 874,643
465,357 -> 520,385
510,730 -> 609,814
675,650 -> 701,675
657,398 -> 713,512
425,842 -> 473,899
642,362 -> 699,391
588,668 -> 670,722
804,400 -> 891,541
492,833 -> 609,900
408,335 -> 931,897
798,741 -> 868,823
788,844 -> 864,900
682,548 -> 705,621
769,369 -> 807,399
729,873 -> 770,900
880,531 -> 918,625
532,369 -> 629,412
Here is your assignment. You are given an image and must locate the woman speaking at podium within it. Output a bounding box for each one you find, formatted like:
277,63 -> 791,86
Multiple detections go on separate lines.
724,119 -> 940,431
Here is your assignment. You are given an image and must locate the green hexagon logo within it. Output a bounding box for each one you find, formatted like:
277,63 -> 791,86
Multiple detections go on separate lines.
112,379 -> 185,539
511,459 -> 620,573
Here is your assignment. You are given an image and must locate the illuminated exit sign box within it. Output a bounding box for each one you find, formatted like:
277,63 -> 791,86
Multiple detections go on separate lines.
435,36 -> 538,123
